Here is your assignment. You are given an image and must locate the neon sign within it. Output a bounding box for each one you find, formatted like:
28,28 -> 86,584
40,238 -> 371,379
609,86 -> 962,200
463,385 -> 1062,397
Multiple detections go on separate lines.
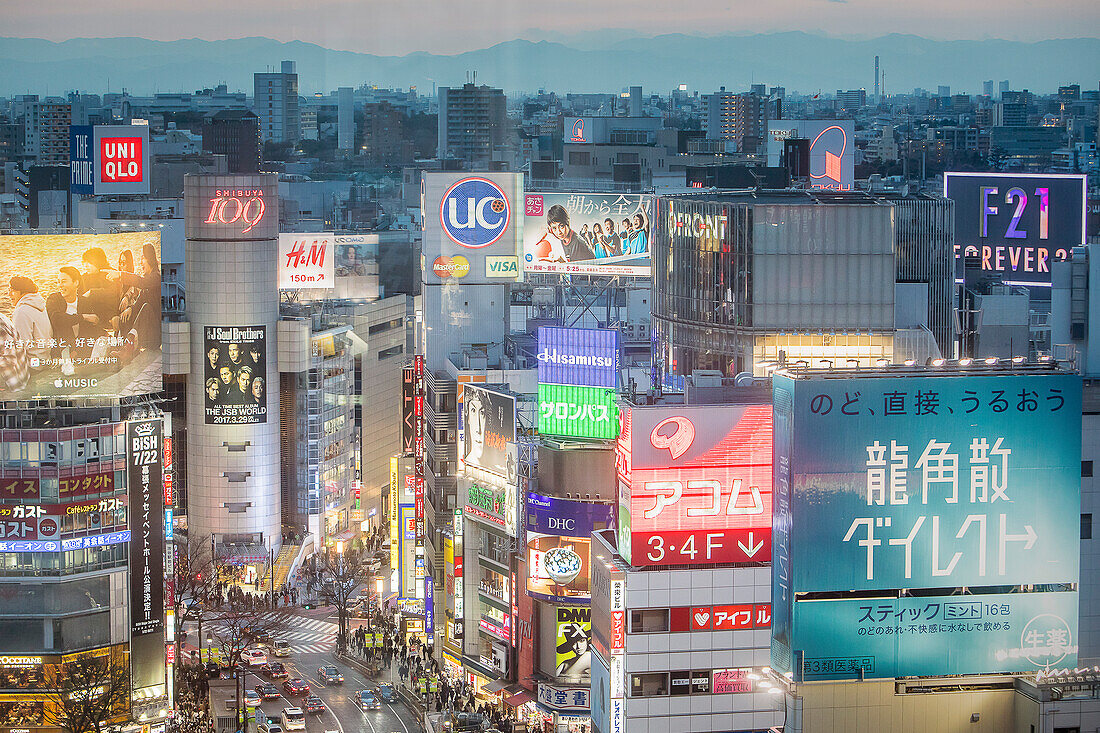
809,125 -> 848,190
204,189 -> 267,234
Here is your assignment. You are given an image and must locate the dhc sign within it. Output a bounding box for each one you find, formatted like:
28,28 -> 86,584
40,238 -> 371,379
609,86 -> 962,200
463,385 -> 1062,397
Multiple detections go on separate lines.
439,177 -> 511,249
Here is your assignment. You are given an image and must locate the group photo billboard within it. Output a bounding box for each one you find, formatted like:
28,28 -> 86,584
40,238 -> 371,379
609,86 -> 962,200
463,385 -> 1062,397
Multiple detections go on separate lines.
0,233 -> 162,399
459,384 -> 516,480
423,172 -> 523,285
945,172 -> 1086,286
203,325 -> 268,424
617,404 -> 774,567
523,193 -> 653,276
773,372 -> 1081,594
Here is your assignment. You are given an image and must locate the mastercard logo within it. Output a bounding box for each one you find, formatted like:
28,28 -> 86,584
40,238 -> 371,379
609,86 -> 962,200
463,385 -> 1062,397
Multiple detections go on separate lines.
432,255 -> 470,279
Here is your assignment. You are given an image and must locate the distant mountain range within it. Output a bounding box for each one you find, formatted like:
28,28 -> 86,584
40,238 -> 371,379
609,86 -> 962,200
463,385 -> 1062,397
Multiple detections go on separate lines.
0,33 -> 1096,97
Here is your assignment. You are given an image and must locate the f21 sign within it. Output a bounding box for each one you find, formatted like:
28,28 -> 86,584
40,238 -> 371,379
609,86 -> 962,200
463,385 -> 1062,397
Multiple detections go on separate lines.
616,404 -> 773,567
945,172 -> 1086,286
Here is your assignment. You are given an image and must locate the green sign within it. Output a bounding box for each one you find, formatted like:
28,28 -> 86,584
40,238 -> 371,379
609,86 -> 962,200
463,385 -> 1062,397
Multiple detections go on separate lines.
467,483 -> 504,513
538,384 -> 619,440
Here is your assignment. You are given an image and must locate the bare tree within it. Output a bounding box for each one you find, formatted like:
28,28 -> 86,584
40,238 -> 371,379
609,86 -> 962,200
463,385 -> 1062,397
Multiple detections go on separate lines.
319,549 -> 366,655
172,532 -> 218,662
43,648 -> 131,733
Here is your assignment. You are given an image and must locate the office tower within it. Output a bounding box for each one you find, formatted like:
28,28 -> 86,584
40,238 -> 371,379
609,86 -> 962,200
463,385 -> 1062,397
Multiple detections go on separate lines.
337,87 -> 354,152
629,86 -> 642,117
983,79 -> 995,97
201,109 -> 261,173
938,85 -> 951,97
24,101 -> 71,165
253,60 -> 300,145
437,83 -> 507,166
835,88 -> 867,111
999,80 -> 1011,98
705,90 -> 767,153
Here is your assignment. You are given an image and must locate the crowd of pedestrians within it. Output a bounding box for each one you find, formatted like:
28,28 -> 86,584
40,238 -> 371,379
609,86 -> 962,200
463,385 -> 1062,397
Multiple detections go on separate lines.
166,664 -> 214,733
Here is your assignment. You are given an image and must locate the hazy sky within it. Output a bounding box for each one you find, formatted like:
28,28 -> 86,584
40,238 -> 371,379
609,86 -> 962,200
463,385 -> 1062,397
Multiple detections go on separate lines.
6,0 -> 1099,54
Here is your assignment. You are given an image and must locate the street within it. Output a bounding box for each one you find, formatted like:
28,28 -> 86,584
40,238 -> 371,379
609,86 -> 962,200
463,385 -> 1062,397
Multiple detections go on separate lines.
185,595 -> 424,733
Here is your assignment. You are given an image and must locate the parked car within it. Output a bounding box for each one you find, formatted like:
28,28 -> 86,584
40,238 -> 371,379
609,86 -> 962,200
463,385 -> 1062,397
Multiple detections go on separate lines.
355,689 -> 381,710
272,639 -> 291,657
261,662 -> 288,679
255,682 -> 280,700
303,695 -> 326,714
283,678 -> 310,696
318,666 -> 344,685
377,683 -> 397,703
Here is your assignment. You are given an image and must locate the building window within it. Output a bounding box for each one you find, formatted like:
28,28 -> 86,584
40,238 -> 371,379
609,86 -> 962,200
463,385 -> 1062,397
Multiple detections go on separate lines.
378,344 -> 404,359
568,151 -> 591,167
1083,514 -> 1093,540
630,672 -> 669,697
1083,460 -> 1093,477
630,608 -> 670,633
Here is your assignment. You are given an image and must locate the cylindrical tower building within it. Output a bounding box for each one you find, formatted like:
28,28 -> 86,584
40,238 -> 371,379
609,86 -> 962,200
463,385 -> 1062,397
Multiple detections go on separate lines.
184,173 -> 281,563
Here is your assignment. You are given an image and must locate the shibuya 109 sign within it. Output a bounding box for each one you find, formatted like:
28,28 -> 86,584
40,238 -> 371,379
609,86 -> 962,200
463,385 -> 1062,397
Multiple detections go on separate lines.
616,404 -> 774,567
185,176 -> 277,241
771,371 -> 1082,680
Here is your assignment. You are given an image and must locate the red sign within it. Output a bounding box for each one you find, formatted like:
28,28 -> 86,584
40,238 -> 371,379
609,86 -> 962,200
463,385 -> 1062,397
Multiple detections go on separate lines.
619,405 -> 773,568
59,472 -> 116,500
712,668 -> 752,694
204,189 -> 266,234
682,603 -> 771,631
166,643 -> 175,665
611,611 -> 625,651
164,437 -> 173,469
100,136 -> 144,183
0,478 -> 39,500
163,471 -> 173,507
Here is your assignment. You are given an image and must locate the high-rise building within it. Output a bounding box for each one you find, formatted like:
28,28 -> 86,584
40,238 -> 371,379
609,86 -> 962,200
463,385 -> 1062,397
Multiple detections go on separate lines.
201,109 -> 261,173
705,90 -> 767,153
999,80 -> 1011,98
835,88 -> 867,111
937,85 -> 951,97
253,60 -> 300,145
437,83 -> 507,166
361,102 -> 413,166
23,101 -> 71,165
983,79 -> 995,97
337,87 -> 354,152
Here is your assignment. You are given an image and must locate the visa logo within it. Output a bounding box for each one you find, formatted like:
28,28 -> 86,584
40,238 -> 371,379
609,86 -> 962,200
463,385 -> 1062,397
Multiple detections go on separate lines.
485,256 -> 519,278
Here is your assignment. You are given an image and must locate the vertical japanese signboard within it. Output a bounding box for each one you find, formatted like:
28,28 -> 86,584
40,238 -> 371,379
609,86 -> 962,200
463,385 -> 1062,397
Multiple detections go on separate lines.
127,417 -> 165,637
390,457 -> 399,571
771,371 -> 1081,680
413,355 -> 425,586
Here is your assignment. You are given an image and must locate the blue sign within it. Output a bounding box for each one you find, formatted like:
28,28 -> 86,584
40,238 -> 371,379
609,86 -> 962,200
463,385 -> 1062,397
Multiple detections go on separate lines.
771,371 -> 1082,679
774,372 -> 1081,593
537,327 -> 619,389
439,177 -> 510,249
0,529 -> 132,553
425,575 -> 434,637
70,125 -> 94,194
791,591 -> 1078,679
526,492 -> 614,536
165,508 -> 173,540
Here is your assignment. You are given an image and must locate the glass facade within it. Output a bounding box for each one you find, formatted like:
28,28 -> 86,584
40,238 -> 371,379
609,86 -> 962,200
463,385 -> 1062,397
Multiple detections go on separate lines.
653,194 -> 898,385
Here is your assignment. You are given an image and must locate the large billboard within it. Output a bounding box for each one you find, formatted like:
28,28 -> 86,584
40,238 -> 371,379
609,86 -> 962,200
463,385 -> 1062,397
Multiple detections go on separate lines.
555,606 -> 592,682
70,125 -> 151,196
461,477 -> 518,538
422,172 -> 523,285
616,403 -> 773,567
771,371 -> 1082,679
538,384 -> 619,440
203,325 -> 267,425
522,193 -> 653,276
766,120 -> 855,191
526,494 -> 612,603
0,233 -> 162,399
184,177 -> 278,242
278,233 -> 335,289
127,417 -> 164,638
537,327 -> 619,388
459,385 -> 516,480
945,172 -> 1086,286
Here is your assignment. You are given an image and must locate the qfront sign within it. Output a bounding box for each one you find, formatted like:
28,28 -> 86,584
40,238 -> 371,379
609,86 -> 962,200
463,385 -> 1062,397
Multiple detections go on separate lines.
617,404 -> 773,567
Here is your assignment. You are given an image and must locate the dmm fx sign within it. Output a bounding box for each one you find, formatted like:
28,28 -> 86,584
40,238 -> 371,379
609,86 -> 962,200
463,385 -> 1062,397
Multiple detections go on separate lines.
774,372 -> 1082,592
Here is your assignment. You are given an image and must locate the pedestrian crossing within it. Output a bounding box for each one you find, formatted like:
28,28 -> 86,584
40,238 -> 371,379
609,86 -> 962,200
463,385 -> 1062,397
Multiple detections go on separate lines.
184,612 -> 338,655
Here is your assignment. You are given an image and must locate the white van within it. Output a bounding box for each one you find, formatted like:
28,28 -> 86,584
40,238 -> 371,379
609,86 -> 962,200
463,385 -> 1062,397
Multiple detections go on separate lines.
280,707 -> 306,731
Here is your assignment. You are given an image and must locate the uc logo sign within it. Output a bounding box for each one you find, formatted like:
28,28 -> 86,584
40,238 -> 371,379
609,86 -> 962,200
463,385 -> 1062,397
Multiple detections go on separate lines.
439,177 -> 510,249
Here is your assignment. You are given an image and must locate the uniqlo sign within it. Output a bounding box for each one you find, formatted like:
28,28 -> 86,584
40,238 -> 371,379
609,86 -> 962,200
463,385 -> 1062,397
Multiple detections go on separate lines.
617,403 -> 773,567
92,125 -> 150,195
